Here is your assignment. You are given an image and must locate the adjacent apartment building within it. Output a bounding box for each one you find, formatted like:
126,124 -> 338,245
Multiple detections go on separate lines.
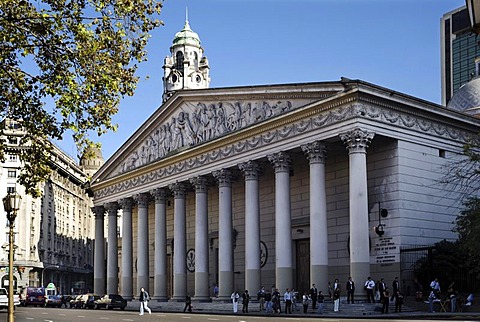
0,119 -> 103,294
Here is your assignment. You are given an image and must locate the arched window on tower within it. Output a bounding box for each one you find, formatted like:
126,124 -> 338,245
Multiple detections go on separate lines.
194,52 -> 198,69
175,51 -> 184,74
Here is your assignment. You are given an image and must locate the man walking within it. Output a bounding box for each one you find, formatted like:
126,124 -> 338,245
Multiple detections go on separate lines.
139,287 -> 151,315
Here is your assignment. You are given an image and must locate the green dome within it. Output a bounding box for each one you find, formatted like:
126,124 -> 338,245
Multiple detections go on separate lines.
172,20 -> 201,47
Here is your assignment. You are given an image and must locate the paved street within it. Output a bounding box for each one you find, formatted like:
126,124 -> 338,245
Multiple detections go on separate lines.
2,306 -> 479,322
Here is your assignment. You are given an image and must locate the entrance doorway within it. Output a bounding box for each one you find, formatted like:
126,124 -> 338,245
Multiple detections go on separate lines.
296,239 -> 310,293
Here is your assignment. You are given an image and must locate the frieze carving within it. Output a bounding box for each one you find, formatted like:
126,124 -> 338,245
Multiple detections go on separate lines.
118,99 -> 297,174
95,102 -> 476,200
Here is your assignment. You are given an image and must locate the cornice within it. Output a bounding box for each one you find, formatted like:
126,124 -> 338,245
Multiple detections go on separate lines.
92,90 -> 480,202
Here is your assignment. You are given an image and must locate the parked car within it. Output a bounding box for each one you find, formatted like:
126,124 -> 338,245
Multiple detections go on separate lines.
23,287 -> 45,307
69,295 -> 83,308
73,294 -> 100,309
94,294 -> 127,310
44,295 -> 62,308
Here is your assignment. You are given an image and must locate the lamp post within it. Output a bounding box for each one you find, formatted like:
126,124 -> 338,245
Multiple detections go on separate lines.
41,265 -> 60,288
3,192 -> 22,322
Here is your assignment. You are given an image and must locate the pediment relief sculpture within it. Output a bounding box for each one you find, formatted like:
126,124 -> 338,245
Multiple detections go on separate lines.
115,98 -> 314,175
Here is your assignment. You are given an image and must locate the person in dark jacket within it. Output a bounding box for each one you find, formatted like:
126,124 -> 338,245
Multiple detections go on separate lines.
242,290 -> 250,313
346,276 -> 355,304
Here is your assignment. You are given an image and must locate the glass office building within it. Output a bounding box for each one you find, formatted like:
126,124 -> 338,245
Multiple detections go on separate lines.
441,6 -> 480,105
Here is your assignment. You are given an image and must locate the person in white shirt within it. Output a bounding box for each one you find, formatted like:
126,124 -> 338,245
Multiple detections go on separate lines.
364,276 -> 375,303
284,288 -> 292,314
231,291 -> 240,313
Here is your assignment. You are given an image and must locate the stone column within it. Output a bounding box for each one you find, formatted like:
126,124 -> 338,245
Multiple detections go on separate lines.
106,202 -> 119,295
302,141 -> 329,293
169,182 -> 187,301
340,128 -> 375,287
151,188 -> 168,301
119,198 -> 134,300
134,193 -> 150,292
93,205 -> 106,295
190,176 -> 210,301
212,169 -> 234,300
267,152 -> 293,294
238,161 -> 261,295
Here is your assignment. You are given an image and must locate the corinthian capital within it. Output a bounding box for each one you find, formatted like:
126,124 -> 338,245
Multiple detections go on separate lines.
301,141 -> 327,164
190,176 -> 209,193
169,182 -> 187,199
339,128 -> 375,154
134,193 -> 150,208
238,161 -> 261,180
212,169 -> 235,187
267,151 -> 291,173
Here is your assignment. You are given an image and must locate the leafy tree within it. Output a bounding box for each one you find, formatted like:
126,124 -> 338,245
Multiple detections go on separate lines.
0,0 -> 163,196
453,197 -> 480,261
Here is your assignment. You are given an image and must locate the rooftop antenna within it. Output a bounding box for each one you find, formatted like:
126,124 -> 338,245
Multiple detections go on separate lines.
186,7 -> 188,22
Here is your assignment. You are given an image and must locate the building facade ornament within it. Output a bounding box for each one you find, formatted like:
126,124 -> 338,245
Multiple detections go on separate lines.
134,193 -> 150,207
301,141 -> 327,164
339,127 -> 375,154
238,161 -> 261,180
212,169 -> 234,187
190,176 -> 208,193
268,151 -> 291,173
150,188 -> 166,202
169,182 -> 187,198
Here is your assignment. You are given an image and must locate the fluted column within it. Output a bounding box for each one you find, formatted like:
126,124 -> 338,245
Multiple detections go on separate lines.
190,176 -> 210,301
151,188 -> 168,301
106,202 -> 119,295
340,128 -> 375,287
238,161 -> 261,295
302,141 -> 329,294
212,169 -> 234,300
169,182 -> 187,301
119,198 -> 134,300
267,152 -> 292,294
135,193 -> 150,292
93,205 -> 106,295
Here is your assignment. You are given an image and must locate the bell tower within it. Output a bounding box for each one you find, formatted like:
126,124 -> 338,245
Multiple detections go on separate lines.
163,12 -> 210,102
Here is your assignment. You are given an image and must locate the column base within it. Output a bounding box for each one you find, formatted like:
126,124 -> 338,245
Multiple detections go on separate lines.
151,296 -> 169,302
276,266 -> 293,295
192,296 -> 212,302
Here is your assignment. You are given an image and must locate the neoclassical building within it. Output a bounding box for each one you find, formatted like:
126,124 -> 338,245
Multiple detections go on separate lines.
90,20 -> 480,300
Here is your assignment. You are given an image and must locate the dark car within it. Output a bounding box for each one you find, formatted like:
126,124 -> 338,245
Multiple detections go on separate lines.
24,287 -> 46,307
44,295 -> 62,308
94,294 -> 127,310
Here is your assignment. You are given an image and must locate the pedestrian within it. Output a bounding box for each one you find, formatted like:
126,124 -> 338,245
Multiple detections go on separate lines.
378,278 -> 387,304
300,292 -> 307,313
257,286 -> 265,311
231,291 -> 240,313
333,278 -> 341,312
242,290 -> 250,313
284,288 -> 292,314
381,287 -> 390,314
391,276 -> 399,302
328,282 -> 332,299
430,278 -> 441,294
428,289 -> 436,313
394,291 -> 404,313
291,288 -> 298,312
264,289 -> 273,314
364,276 -> 375,303
272,288 -> 281,313
310,283 -> 318,310
346,276 -> 355,304
213,284 -> 219,298
183,294 -> 192,312
448,282 -> 457,312
317,291 -> 325,314
138,287 -> 151,315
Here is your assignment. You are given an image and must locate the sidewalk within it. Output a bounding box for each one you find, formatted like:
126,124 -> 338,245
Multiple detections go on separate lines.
125,297 -> 480,319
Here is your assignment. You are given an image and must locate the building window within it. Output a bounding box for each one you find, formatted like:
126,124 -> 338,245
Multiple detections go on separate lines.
9,154 -> 17,162
175,51 -> 184,73
8,137 -> 18,145
7,170 -> 16,178
6,187 -> 15,194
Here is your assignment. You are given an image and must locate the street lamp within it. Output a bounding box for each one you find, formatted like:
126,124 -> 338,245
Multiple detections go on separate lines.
3,192 -> 22,322
41,265 -> 60,288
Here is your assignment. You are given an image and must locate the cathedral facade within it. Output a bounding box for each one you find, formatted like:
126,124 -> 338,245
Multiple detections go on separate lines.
90,20 -> 480,300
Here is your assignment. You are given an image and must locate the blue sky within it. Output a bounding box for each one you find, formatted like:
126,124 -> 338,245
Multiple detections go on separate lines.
58,0 -> 466,161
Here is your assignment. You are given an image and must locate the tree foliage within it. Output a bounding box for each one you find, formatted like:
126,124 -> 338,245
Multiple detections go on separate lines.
453,197 -> 480,260
0,0 -> 163,196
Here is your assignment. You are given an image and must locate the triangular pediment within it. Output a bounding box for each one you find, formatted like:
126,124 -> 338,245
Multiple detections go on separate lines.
92,83 -> 343,182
